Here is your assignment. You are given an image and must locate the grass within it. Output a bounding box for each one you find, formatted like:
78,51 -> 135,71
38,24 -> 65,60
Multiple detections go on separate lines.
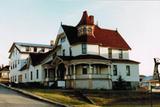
24,89 -> 160,107
25,89 -> 98,107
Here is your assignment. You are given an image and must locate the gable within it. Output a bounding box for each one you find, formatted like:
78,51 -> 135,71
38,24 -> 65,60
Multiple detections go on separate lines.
55,26 -> 71,47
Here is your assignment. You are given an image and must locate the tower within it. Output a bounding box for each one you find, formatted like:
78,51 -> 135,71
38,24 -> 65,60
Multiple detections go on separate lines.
153,58 -> 160,81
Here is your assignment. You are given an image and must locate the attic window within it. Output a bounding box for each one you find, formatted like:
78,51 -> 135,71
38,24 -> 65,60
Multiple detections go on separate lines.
34,47 -> 37,52
61,37 -> 66,43
26,47 -> 31,52
41,48 -> 45,52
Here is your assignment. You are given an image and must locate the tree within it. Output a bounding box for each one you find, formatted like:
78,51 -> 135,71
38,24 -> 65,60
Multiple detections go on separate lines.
114,75 -> 128,90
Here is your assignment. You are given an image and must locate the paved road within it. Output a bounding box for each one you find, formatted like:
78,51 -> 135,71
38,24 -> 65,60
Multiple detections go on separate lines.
0,85 -> 59,107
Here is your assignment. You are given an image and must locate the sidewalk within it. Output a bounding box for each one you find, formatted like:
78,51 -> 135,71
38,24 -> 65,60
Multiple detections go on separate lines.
0,83 -> 69,107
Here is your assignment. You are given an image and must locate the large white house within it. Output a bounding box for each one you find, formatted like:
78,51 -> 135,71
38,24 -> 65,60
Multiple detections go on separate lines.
9,11 -> 139,89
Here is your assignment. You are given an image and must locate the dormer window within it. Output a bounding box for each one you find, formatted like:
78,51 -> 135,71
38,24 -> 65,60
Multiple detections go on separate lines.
83,27 -> 87,33
87,27 -> 92,34
78,25 -> 94,36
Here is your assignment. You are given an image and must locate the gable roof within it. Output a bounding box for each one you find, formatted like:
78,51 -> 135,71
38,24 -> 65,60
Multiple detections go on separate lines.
19,64 -> 28,71
9,42 -> 53,53
0,65 -> 9,72
8,42 -> 53,58
29,50 -> 53,66
61,11 -> 131,50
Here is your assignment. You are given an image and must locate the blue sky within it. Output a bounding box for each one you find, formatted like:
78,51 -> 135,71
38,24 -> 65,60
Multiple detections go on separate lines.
0,0 -> 160,76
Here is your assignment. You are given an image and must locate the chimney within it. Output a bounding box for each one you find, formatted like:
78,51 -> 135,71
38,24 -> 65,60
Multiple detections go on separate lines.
89,15 -> 94,25
50,40 -> 54,46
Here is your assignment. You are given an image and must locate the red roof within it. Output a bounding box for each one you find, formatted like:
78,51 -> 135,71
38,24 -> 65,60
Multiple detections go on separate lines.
62,11 -> 131,50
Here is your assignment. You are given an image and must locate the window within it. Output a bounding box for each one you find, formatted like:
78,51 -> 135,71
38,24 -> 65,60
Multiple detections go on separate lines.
87,27 -> 92,35
108,48 -> 112,58
113,65 -> 117,76
36,70 -> 39,79
61,37 -> 66,43
63,49 -> 65,56
82,65 -> 88,74
15,75 -> 16,82
12,76 -> 14,82
41,48 -> 45,52
78,28 -> 83,36
69,47 -> 72,56
45,69 -> 47,78
26,47 -> 30,51
34,47 -> 37,52
83,27 -> 87,33
30,71 -> 33,80
126,65 -> 130,76
15,61 -> 17,68
82,44 -> 87,54
119,49 -> 123,59
25,73 -> 27,79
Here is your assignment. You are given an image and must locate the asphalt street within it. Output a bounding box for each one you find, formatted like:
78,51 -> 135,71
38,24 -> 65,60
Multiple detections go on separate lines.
0,85 -> 59,107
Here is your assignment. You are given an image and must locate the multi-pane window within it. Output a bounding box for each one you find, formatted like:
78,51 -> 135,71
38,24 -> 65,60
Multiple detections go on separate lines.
69,47 -> 72,56
30,71 -> 33,80
108,48 -> 112,58
45,69 -> 47,78
63,49 -> 65,56
41,48 -> 45,52
113,65 -> 117,76
25,73 -> 27,79
36,70 -> 39,79
126,65 -> 130,76
34,47 -> 37,52
83,27 -> 87,33
82,44 -> 87,54
15,75 -> 16,82
119,49 -> 123,59
82,65 -> 88,74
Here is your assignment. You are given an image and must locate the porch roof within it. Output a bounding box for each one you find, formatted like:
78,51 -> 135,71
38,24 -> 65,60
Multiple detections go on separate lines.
58,55 -> 139,64
58,54 -> 108,60
19,64 -> 28,71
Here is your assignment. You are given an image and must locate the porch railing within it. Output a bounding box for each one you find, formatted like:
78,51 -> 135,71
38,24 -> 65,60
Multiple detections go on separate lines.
65,74 -> 111,80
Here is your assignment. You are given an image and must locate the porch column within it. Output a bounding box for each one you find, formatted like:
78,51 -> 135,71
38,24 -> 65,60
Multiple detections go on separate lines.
55,66 -> 58,80
88,64 -> 92,89
65,65 -> 68,79
89,64 -> 92,79
73,65 -> 76,79
46,69 -> 49,81
108,65 -> 112,79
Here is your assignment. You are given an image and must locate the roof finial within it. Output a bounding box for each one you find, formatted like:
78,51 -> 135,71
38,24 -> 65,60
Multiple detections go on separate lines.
96,20 -> 98,26
116,28 -> 118,32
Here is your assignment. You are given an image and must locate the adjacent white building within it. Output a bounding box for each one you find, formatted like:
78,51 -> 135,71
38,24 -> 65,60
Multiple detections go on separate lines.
8,11 -> 139,90
9,42 -> 53,84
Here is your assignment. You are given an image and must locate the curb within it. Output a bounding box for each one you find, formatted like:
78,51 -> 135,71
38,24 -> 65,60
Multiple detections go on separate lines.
0,83 -> 70,107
